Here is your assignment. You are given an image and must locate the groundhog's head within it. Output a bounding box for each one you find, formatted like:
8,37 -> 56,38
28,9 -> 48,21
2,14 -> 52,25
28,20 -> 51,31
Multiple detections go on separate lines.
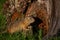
24,16 -> 35,25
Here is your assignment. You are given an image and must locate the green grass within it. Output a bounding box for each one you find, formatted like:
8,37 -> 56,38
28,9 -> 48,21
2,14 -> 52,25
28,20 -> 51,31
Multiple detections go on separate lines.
0,13 -> 6,31
49,37 -> 60,40
0,0 -> 6,10
0,30 -> 42,40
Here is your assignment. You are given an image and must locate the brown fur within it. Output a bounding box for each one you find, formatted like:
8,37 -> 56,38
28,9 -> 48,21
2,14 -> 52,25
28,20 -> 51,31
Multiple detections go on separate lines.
7,16 -> 34,34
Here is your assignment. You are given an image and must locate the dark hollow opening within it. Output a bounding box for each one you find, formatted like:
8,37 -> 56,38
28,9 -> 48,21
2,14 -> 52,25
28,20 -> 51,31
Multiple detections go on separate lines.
30,17 -> 43,40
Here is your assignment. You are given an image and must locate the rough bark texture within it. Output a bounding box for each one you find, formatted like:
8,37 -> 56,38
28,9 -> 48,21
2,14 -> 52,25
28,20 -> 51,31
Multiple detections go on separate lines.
42,0 -> 60,40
